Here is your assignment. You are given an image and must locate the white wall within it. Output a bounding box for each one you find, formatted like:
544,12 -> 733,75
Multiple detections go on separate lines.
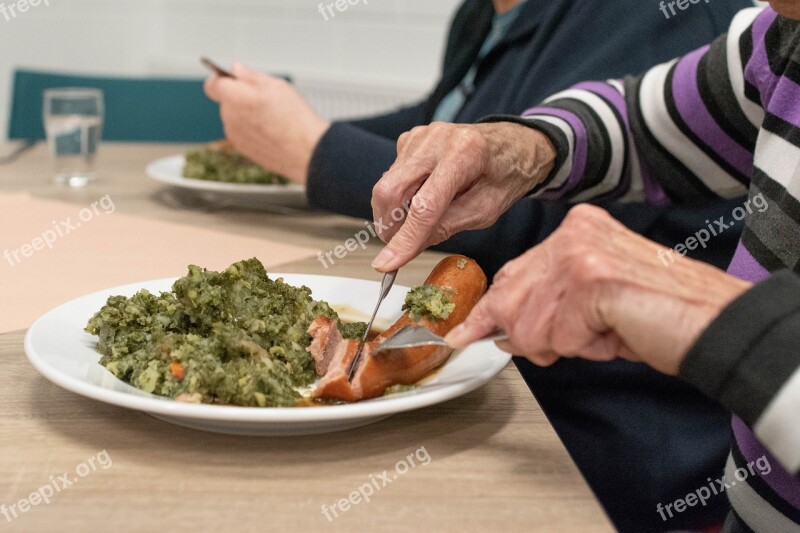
0,0 -> 462,139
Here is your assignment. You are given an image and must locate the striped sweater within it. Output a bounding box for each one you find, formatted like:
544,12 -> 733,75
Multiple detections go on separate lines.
502,6 -> 800,531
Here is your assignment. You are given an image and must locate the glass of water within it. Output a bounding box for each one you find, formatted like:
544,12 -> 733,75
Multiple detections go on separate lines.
43,88 -> 104,187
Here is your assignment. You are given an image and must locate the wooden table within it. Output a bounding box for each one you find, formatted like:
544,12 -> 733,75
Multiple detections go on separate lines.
0,144 -> 612,532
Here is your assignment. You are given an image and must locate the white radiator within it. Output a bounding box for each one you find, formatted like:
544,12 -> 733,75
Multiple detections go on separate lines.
293,78 -> 425,121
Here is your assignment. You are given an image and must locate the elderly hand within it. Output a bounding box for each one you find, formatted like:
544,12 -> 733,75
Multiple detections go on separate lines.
370,121 -> 556,272
445,205 -> 752,375
204,63 -> 330,184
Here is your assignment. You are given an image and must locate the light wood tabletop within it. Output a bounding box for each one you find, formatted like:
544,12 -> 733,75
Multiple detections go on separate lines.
0,144 -> 612,532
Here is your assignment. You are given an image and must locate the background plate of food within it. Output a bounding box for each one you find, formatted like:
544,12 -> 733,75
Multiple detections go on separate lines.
24,257 -> 510,436
146,141 -> 307,208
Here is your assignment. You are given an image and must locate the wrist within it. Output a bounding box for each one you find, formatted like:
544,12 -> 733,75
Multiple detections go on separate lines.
478,122 -> 556,191
526,126 -> 557,186
672,268 -> 752,374
288,116 -> 330,186
679,271 -> 800,427
606,264 -> 751,376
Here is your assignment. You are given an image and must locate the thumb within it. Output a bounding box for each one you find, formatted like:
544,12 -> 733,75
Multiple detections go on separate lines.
372,185 -> 449,272
204,75 -> 226,102
371,220 -> 429,272
444,294 -> 499,348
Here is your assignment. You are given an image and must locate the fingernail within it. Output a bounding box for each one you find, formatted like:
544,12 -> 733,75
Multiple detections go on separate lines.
372,247 -> 396,270
444,325 -> 468,348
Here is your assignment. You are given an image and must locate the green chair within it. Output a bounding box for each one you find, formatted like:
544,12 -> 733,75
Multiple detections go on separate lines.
8,69 -> 225,142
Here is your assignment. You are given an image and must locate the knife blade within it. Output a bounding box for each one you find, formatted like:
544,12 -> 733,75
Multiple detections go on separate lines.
347,269 -> 398,381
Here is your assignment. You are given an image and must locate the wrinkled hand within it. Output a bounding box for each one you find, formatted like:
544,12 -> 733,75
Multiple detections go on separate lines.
445,205 -> 752,375
204,63 -> 330,184
371,122 -> 556,272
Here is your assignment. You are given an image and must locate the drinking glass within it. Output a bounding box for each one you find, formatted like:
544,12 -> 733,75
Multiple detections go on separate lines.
42,88 -> 104,187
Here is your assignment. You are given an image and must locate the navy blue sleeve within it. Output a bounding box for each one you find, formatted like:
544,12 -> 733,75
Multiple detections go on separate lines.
344,101 -> 429,141
306,122 -> 397,219
305,99 -> 431,218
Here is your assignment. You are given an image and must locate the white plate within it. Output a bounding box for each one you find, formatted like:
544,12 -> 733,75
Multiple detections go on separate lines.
146,155 -> 307,208
25,274 -> 510,436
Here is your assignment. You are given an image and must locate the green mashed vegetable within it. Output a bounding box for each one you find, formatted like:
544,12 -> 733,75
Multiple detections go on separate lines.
85,259 -> 365,407
183,146 -> 289,185
402,285 -> 456,322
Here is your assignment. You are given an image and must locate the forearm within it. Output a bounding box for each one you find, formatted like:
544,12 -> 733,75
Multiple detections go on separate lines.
494,8 -> 763,206
680,271 -> 800,475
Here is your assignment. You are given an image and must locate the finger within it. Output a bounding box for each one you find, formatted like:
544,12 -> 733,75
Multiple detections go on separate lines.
371,159 -> 430,244
526,352 -> 561,367
396,129 -> 413,154
445,295 -> 500,348
580,332 -> 623,362
231,62 -> 263,83
372,171 -> 458,271
370,175 -> 422,246
372,126 -> 451,245
487,245 -> 557,358
204,75 -> 246,104
204,75 -> 223,101
420,185 -> 496,247
494,339 -> 524,355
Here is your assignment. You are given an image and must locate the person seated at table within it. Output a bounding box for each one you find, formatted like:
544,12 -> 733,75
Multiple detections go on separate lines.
367,3 -> 800,530
205,1 -> 751,530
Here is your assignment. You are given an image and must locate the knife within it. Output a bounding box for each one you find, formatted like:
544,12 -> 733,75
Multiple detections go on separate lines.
347,269 -> 398,381
201,57 -> 234,78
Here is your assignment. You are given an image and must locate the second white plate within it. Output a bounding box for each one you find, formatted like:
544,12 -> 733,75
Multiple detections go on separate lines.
147,155 -> 307,208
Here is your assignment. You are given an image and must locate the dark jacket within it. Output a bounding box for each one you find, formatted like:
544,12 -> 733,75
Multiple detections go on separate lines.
307,1 -> 752,530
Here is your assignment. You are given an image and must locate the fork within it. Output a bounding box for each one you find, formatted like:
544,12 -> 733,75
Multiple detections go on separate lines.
373,325 -> 508,354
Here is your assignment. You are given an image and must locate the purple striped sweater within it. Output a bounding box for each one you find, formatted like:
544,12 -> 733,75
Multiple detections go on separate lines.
500,6 -> 800,530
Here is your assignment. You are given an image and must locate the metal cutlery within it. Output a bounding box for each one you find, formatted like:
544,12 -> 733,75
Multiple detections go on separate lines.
347,269 -> 398,381
374,325 -> 508,354
201,57 -> 234,78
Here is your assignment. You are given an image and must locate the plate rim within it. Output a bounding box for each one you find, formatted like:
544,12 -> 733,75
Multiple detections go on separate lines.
24,273 -> 511,424
146,154 -> 307,195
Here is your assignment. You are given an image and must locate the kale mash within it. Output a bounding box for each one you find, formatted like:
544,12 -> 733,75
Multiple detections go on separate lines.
183,146 -> 289,185
85,259 -> 365,407
402,285 -> 456,322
